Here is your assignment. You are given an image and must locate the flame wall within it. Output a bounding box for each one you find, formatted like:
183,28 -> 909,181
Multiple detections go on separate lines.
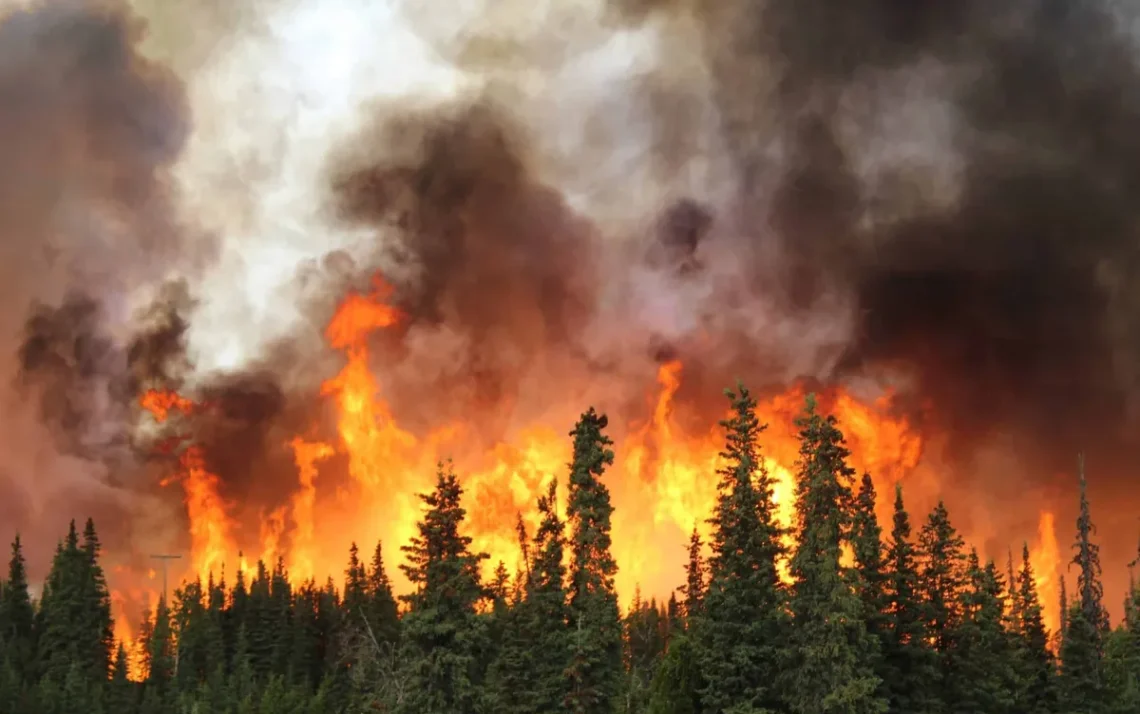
0,0 -> 1136,645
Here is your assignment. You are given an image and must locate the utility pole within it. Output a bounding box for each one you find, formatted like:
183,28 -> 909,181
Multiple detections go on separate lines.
149,554 -> 182,602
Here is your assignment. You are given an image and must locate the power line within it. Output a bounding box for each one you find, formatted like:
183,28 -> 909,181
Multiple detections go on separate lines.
149,554 -> 182,602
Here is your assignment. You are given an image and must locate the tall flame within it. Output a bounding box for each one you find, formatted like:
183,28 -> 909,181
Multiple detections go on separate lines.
115,276 -> 1069,640
1031,510 -> 1062,634
288,437 -> 333,582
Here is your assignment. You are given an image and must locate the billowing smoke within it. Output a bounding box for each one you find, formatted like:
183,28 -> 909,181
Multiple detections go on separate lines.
0,0 -> 203,569
3,0 -> 1140,611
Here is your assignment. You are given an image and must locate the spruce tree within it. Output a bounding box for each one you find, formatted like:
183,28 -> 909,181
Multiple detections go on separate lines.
397,461 -> 489,714
882,484 -> 938,712
79,518 -> 114,681
1011,543 -> 1057,714
486,522 -> 537,714
678,527 -> 705,624
0,535 -> 35,682
1060,454 -> 1110,713
916,500 -> 967,709
784,394 -> 884,714
851,473 -> 890,699
946,551 -> 1016,713
173,579 -> 211,692
564,408 -> 623,714
647,632 -> 703,714
107,643 -> 136,713
529,478 -> 573,711
38,522 -> 86,685
694,383 -> 788,713
623,592 -> 667,712
366,540 -> 400,648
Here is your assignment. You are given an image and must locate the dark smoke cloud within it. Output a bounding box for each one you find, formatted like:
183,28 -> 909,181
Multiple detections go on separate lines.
601,0 -> 1140,464
327,99 -> 608,435
0,0 -> 204,569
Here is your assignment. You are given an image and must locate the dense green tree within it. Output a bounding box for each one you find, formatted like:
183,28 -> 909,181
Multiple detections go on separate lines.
1059,455 -> 1111,714
882,484 -> 938,713
916,500 -> 967,708
366,539 -> 400,647
397,461 -> 490,714
0,535 -> 35,682
15,392 -> 1140,714
679,527 -> 705,623
623,592 -> 667,713
695,384 -> 787,713
784,395 -> 884,714
850,473 -> 890,700
530,478 -> 573,711
1010,543 -> 1057,714
106,643 -> 137,713
1104,624 -> 1140,714
564,408 -> 623,714
945,551 -> 1016,713
647,632 -> 703,714
79,518 -> 115,681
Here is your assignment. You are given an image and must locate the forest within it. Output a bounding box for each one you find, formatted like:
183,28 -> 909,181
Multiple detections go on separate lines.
0,385 -> 1136,714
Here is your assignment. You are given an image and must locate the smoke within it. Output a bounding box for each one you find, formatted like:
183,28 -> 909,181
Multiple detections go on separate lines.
0,0 -> 209,568
3,0 -> 1140,611
305,0 -> 1140,594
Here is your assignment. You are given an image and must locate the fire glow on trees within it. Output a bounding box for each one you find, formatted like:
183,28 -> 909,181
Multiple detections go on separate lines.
115,275 -> 1066,656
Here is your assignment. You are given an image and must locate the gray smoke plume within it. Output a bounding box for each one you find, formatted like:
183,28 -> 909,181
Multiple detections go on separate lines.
0,0 -> 203,569
4,0 -> 1140,616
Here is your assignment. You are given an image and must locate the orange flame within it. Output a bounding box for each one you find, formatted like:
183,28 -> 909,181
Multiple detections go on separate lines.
111,274 -> 1069,637
288,437 -> 334,582
1030,510 -> 1062,634
139,389 -> 195,423
175,446 -> 235,583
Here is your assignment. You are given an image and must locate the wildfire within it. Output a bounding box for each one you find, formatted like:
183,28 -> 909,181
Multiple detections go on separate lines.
112,274 -> 1067,638
1031,510 -> 1063,634
288,437 -> 333,582
139,389 -> 195,423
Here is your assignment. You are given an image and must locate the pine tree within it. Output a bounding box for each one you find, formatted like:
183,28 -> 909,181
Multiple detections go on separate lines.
1059,575 -> 1069,651
529,478 -> 573,711
79,518 -> 114,681
946,551 -> 1016,713
144,597 -> 175,689
623,592 -> 667,712
647,632 -> 703,714
916,500 -> 968,708
678,527 -> 705,624
1060,454 -> 1110,713
694,384 -> 787,713
0,535 -> 35,683
851,473 -> 891,700
397,461 -> 489,714
366,540 -> 400,648
486,522 -> 537,714
344,543 -> 368,621
1011,543 -> 1057,713
37,522 -> 86,685
882,484 -> 938,712
564,408 -> 623,714
107,643 -> 137,713
784,394 -> 884,714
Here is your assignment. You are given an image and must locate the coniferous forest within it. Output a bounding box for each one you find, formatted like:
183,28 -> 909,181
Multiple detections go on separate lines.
1,387 -> 1138,714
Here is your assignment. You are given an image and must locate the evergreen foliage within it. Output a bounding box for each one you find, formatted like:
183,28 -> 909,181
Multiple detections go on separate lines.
4,387 -> 1140,714
784,394 -> 884,714
695,384 -> 787,713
